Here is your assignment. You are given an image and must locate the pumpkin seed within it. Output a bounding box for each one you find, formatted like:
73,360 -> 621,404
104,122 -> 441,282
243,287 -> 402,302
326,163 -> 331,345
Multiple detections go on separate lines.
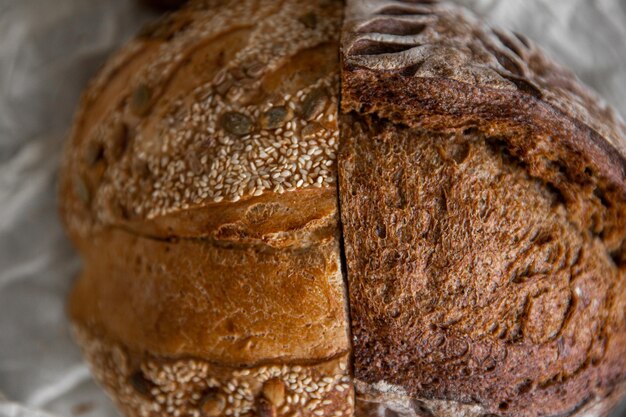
130,84 -> 152,116
260,106 -> 291,130
130,371 -> 153,397
220,111 -> 253,136
107,122 -> 128,161
301,88 -> 328,121
301,122 -> 325,138
84,140 -> 103,166
200,391 -> 225,417
244,61 -> 265,79
262,378 -> 285,406
298,12 -> 318,29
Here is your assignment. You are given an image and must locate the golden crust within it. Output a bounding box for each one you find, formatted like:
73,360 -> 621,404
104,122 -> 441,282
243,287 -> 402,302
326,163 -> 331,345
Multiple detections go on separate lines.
69,223 -> 348,364
62,1 -> 351,415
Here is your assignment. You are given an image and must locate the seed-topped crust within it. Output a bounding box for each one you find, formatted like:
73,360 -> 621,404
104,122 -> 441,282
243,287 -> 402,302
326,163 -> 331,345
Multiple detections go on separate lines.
59,0 -> 341,241
73,325 -> 354,417
62,2 -> 351,417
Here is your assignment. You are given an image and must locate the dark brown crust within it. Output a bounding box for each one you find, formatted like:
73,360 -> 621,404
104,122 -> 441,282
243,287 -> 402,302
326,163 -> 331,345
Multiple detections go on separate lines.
339,118 -> 626,417
340,1 -> 626,416
341,0 -> 626,176
340,73 -> 626,200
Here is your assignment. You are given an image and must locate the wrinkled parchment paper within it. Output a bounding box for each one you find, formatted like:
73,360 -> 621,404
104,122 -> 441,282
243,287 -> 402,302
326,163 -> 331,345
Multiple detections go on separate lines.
1,1 -> 625,416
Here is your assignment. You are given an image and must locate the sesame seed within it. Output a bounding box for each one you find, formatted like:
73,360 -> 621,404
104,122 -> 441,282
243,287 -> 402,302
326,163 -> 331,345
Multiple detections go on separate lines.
83,54 -> 339,219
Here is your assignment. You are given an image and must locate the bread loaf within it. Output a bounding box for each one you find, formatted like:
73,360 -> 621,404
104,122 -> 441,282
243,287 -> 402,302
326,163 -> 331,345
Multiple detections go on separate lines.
59,0 -> 626,416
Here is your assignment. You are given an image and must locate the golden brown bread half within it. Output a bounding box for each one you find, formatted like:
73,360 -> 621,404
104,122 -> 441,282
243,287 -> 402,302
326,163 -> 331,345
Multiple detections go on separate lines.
60,1 -> 352,416
58,0 -> 626,416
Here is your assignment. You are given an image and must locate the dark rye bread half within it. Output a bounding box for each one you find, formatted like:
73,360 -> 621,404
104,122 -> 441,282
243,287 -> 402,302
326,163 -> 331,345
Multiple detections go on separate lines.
339,0 -> 626,416
59,0 -> 626,417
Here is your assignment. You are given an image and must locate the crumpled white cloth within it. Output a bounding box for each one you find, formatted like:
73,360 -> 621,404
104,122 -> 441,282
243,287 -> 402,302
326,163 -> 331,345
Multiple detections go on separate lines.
0,1 -> 624,416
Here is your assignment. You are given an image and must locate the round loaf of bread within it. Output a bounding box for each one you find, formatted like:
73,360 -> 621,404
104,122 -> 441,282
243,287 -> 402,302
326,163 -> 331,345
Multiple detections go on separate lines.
59,1 -> 626,416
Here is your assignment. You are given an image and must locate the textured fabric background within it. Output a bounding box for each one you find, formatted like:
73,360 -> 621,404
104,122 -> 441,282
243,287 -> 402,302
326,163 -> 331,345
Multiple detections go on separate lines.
0,1 -> 624,416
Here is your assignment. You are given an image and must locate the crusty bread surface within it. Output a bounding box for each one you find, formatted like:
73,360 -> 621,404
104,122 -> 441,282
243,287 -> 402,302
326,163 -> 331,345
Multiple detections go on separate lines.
61,1 -> 352,416
59,0 -> 626,416
339,1 -> 626,416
